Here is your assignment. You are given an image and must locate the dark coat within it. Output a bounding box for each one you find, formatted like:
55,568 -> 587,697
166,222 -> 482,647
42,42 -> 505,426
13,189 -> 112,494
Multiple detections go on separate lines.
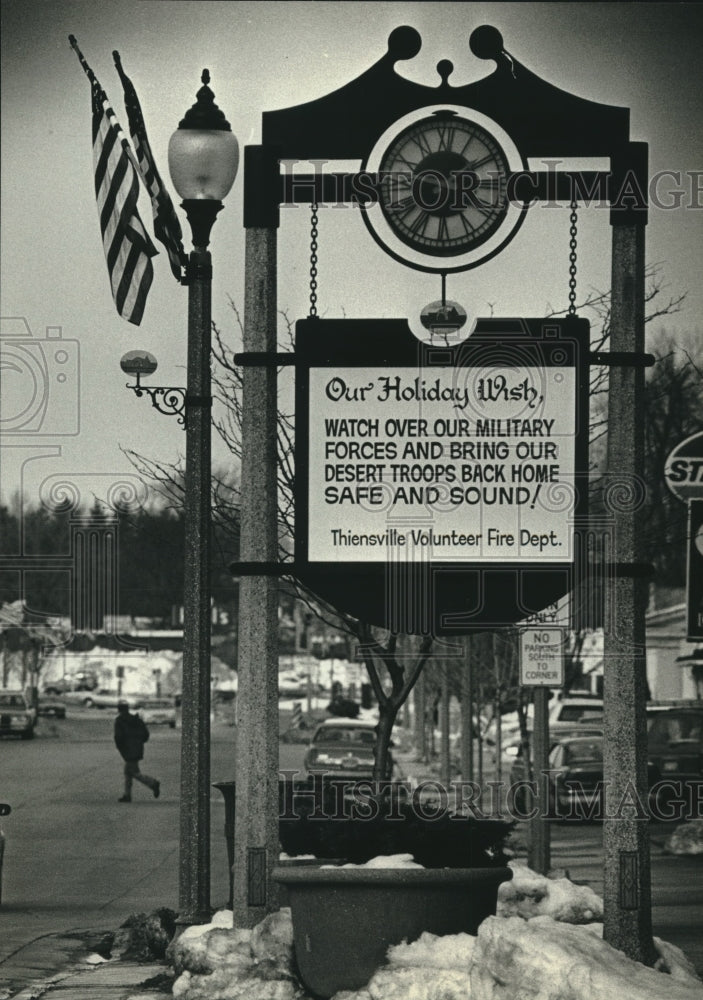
114,711 -> 149,761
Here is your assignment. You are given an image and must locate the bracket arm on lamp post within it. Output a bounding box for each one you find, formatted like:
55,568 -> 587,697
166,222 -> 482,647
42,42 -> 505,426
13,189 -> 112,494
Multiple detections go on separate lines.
125,381 -> 188,425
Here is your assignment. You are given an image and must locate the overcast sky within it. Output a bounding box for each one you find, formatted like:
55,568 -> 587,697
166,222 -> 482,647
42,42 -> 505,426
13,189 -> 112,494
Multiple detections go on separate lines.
1,1 -> 702,511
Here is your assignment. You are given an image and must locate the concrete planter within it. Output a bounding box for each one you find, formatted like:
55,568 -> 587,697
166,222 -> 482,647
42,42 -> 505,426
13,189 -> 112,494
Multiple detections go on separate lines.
273,864 -> 512,998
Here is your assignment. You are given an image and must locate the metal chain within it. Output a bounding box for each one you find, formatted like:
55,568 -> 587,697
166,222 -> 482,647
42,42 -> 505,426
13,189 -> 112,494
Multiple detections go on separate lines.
568,199 -> 578,316
309,201 -> 319,318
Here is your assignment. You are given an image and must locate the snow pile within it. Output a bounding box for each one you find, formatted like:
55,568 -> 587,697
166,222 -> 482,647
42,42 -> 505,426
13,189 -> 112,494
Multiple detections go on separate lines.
328,866 -> 701,1000
387,931 -> 476,970
497,862 -> 603,923
665,820 -> 703,856
168,909 -> 304,1000
168,910 -> 242,976
334,920 -> 703,1000
83,952 -> 109,965
323,854 -> 423,869
167,868 -> 702,1000
332,968 -> 470,1000
469,915 -> 703,999
653,934 -> 703,984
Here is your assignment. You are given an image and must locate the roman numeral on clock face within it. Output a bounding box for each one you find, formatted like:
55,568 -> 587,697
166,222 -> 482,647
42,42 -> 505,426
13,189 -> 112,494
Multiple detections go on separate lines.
437,126 -> 456,152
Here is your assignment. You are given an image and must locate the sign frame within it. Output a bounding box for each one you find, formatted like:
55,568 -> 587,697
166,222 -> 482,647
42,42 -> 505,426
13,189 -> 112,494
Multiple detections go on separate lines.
294,316 -> 589,634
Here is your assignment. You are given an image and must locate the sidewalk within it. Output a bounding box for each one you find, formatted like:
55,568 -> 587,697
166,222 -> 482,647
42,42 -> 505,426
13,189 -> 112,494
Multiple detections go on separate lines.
0,744 -> 446,1000
0,932 -> 171,1000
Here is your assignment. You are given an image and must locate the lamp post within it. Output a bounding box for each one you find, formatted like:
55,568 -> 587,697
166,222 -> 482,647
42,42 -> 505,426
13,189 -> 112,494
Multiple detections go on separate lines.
167,70 -> 238,926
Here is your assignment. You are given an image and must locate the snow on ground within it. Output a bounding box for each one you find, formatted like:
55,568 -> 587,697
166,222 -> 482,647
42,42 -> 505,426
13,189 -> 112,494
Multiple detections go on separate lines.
387,931 -> 476,970
469,917 -> 703,1000
337,920 -> 703,1000
323,854 -> 423,870
168,909 -> 303,1000
497,861 -> 603,923
665,820 -> 703,856
169,863 -> 702,1000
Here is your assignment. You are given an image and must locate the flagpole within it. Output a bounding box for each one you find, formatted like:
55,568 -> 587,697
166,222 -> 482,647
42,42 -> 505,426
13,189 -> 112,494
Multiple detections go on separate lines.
68,35 -> 96,86
112,47 -> 188,279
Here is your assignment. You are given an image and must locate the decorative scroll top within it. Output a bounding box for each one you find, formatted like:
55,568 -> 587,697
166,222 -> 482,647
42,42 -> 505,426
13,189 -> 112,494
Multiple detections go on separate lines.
262,24 -> 629,161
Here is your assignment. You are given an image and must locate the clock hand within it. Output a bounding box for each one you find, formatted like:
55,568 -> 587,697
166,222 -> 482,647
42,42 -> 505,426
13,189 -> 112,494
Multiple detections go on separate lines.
464,152 -> 495,172
387,195 -> 415,212
413,131 -> 434,157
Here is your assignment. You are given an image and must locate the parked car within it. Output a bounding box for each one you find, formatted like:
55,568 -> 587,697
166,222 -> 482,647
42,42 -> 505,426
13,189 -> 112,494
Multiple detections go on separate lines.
278,672 -> 311,699
37,696 -> 67,719
647,706 -> 703,787
304,718 -> 394,780
508,725 -> 604,786
549,694 -> 604,726
546,735 -> 606,818
138,698 -> 176,728
70,690 -> 142,710
489,695 -> 604,747
0,690 -> 35,739
43,672 -> 97,695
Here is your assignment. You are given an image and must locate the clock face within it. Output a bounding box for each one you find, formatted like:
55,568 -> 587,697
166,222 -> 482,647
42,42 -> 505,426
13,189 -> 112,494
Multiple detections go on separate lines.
361,108 -> 526,273
377,114 -> 510,257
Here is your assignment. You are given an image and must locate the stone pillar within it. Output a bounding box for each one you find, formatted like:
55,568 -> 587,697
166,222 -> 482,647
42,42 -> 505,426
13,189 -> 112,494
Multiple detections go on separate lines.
233,226 -> 280,925
602,217 -> 655,964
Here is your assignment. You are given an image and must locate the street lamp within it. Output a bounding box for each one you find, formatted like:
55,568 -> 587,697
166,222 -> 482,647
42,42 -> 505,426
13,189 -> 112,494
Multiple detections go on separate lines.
168,70 -> 238,926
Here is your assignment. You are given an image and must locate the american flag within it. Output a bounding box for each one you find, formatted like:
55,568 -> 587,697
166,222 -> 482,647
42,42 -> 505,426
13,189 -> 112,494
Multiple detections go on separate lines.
113,50 -> 187,281
70,37 -> 157,325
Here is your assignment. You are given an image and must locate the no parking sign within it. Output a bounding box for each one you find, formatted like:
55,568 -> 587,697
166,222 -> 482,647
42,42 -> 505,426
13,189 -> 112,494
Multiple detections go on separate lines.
519,627 -> 565,687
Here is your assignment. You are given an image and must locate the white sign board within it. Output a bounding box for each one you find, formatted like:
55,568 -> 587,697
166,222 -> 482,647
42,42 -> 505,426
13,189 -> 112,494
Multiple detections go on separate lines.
308,365 -> 577,562
520,627 -> 565,687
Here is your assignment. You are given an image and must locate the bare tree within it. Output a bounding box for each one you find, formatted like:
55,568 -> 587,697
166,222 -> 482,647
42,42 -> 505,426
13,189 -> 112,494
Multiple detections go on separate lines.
0,600 -> 68,694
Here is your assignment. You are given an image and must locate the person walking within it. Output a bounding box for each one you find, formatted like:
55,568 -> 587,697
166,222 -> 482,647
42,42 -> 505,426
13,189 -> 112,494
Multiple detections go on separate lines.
114,700 -> 160,802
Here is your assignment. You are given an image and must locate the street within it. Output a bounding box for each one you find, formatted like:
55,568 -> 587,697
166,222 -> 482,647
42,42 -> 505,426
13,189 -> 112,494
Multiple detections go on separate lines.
0,710 -> 305,962
549,822 -> 703,975
1,711 -> 702,979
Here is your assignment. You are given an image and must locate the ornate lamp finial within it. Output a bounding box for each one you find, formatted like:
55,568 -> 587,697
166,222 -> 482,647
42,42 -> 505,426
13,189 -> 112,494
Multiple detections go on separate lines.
178,69 -> 232,131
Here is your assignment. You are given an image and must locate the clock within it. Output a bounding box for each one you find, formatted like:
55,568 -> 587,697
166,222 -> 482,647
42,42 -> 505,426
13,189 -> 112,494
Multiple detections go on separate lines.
362,109 -> 526,273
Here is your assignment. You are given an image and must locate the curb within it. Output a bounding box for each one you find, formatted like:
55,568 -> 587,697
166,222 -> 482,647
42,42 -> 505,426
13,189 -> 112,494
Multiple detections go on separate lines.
0,931 -> 171,1000
2,957 -> 172,1000
0,932 -> 93,999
